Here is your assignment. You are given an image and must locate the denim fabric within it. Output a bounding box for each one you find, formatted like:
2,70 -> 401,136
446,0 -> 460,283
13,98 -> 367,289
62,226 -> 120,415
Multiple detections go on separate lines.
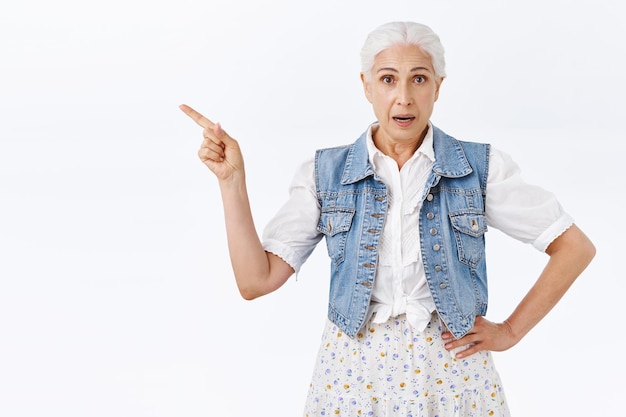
315,125 -> 489,339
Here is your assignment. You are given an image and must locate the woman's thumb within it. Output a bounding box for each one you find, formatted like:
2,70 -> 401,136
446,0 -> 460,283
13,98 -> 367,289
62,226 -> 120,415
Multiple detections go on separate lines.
213,122 -> 228,140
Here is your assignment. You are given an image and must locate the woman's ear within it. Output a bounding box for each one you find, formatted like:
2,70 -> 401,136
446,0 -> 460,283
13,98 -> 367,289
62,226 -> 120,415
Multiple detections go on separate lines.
360,72 -> 373,103
434,77 -> 445,102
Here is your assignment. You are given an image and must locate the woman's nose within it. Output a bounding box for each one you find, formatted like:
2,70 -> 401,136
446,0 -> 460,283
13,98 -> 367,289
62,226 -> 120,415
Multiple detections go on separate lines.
395,83 -> 413,106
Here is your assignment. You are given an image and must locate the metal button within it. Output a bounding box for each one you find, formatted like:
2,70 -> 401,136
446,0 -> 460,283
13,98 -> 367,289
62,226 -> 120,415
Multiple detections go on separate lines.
439,283 -> 447,289
429,228 -> 438,235
433,244 -> 440,251
434,265 -> 442,271
426,193 -> 434,201
426,212 -> 434,220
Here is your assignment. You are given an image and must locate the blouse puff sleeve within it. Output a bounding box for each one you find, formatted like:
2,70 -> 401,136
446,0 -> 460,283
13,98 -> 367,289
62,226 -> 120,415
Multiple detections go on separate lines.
261,157 -> 322,274
485,147 -> 574,252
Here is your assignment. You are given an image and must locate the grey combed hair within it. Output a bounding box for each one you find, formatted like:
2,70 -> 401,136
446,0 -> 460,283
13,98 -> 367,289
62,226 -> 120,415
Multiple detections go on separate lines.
360,21 -> 446,81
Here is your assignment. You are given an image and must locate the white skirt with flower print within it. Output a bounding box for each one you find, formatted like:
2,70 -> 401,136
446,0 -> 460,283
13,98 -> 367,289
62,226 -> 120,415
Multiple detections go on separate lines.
303,313 -> 510,417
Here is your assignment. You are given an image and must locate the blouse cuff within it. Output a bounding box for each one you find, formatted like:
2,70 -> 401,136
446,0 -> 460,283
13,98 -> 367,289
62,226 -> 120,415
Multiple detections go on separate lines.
532,212 -> 575,252
262,239 -> 302,273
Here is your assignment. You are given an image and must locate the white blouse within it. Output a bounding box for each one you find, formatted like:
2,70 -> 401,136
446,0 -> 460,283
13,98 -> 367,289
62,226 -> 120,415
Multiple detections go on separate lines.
262,123 -> 574,331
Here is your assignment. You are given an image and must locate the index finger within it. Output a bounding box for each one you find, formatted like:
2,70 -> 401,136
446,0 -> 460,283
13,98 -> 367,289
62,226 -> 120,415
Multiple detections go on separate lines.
179,104 -> 215,129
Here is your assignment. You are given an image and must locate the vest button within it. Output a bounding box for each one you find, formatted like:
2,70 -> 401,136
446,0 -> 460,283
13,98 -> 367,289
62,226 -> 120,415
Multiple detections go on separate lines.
434,265 -> 442,271
426,193 -> 434,201
430,228 -> 438,235
426,212 -> 434,220
433,244 -> 440,251
439,283 -> 447,289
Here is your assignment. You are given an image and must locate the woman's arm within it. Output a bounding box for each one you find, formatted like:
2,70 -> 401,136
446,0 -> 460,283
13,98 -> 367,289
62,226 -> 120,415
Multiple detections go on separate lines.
180,104 -> 294,299
442,223 -> 595,358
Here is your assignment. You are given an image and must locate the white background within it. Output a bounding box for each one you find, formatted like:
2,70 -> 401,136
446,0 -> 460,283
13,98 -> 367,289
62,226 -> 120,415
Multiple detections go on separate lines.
1,0 -> 624,416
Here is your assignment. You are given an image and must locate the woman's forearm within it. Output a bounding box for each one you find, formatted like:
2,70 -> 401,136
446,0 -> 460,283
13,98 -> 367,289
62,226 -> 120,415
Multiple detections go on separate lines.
504,224 -> 596,342
219,176 -> 294,299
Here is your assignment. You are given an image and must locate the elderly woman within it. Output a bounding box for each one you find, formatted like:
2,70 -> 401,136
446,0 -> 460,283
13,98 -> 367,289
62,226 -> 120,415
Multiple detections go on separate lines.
181,21 -> 595,417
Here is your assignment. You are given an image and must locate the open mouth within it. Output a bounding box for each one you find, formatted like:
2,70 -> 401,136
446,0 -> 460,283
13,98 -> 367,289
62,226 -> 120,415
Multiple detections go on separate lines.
393,116 -> 415,122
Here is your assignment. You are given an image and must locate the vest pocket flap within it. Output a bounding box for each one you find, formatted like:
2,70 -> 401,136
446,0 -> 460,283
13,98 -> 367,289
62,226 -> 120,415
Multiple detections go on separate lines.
449,210 -> 487,237
318,208 -> 355,236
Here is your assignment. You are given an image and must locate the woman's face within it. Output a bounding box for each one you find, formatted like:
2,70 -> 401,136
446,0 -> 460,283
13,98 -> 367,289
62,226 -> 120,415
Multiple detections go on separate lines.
361,44 -> 443,145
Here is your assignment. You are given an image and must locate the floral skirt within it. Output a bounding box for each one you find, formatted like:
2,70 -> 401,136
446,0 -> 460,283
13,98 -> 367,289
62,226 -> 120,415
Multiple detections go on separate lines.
303,313 -> 510,417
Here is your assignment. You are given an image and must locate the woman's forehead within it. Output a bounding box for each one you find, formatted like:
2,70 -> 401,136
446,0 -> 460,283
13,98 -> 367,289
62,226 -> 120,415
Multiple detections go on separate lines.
373,44 -> 435,72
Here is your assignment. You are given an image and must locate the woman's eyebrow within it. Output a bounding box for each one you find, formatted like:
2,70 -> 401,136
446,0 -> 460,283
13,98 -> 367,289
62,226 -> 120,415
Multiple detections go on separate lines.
376,66 -> 432,73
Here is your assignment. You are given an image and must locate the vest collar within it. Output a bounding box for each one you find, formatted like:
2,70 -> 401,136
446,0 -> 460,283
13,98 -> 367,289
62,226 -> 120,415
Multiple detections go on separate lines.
431,125 -> 474,178
341,124 -> 473,184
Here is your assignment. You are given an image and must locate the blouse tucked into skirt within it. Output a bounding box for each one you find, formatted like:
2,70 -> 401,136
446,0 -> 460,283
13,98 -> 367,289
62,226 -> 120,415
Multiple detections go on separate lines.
262,124 -> 573,416
304,313 -> 508,416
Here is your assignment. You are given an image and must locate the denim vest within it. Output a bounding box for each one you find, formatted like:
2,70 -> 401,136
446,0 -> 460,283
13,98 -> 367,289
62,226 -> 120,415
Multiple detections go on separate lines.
315,125 -> 489,339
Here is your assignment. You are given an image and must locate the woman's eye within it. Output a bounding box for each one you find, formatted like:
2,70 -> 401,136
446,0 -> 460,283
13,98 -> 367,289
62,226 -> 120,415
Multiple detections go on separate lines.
414,75 -> 426,83
382,76 -> 394,84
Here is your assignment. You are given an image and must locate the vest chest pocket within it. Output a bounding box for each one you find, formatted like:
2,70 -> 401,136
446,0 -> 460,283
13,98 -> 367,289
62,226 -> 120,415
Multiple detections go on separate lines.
449,210 -> 487,267
317,208 -> 355,265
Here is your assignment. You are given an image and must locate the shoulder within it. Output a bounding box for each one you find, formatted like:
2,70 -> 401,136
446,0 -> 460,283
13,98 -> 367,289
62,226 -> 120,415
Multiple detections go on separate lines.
315,143 -> 352,155
487,146 -> 522,182
316,126 -> 370,156
432,125 -> 490,149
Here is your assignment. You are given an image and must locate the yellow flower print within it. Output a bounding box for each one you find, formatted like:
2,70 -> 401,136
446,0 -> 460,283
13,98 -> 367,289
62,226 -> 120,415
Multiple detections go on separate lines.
399,382 -> 406,388
366,384 -> 372,390
357,333 -> 364,338
414,369 -> 421,374
426,337 -> 433,342
491,392 -> 496,398
369,328 -> 376,333
436,379 -> 443,385
334,409 -> 340,415
489,411 -> 495,416
326,384 -> 332,390
344,384 -> 350,390
380,352 -> 385,357
337,332 -> 343,338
